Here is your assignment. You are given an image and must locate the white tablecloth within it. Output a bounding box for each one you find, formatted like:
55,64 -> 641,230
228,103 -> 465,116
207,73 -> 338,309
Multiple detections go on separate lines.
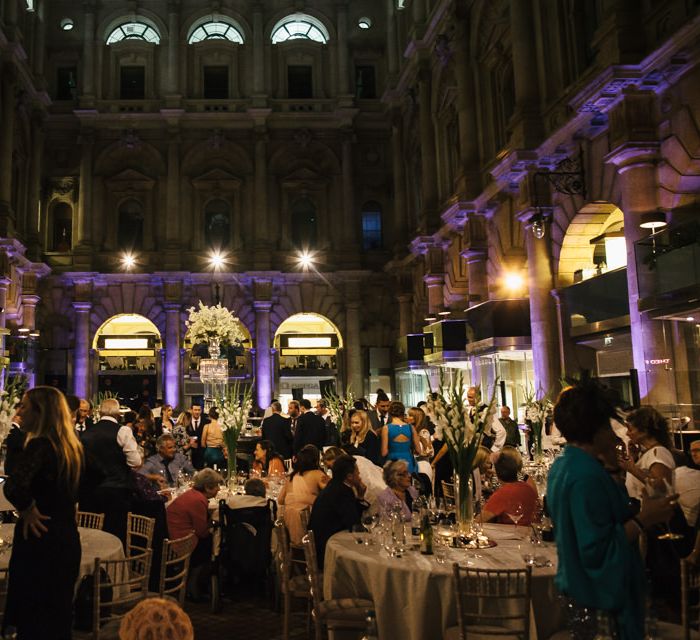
0,523 -> 124,576
323,524 -> 565,640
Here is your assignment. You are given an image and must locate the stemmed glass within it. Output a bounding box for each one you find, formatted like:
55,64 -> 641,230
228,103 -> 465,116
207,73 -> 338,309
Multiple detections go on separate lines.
506,503 -> 525,537
361,513 -> 380,545
653,478 -> 683,541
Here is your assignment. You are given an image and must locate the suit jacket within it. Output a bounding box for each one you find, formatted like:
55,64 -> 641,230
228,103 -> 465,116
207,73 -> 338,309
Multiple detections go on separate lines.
80,418 -> 131,491
261,413 -> 293,459
187,416 -> 210,469
368,410 -> 388,433
293,411 -> 326,454
307,480 -> 367,568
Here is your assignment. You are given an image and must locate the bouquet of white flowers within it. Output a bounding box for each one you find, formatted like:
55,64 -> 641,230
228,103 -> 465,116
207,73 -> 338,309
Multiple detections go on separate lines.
185,301 -> 245,347
219,381 -> 253,480
0,376 -> 27,445
522,385 -> 553,461
323,386 -> 355,442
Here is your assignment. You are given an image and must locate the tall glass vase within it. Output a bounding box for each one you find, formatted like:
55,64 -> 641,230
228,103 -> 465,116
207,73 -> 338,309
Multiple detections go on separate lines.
454,473 -> 474,536
226,444 -> 237,490
208,336 -> 221,359
532,422 -> 544,463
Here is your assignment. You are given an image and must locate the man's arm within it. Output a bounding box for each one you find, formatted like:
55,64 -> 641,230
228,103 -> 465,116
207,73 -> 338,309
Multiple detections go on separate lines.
491,420 -> 506,453
117,426 -> 143,467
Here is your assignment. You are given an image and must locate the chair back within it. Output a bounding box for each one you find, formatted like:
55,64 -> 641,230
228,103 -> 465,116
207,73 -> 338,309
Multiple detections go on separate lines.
159,533 -> 197,604
442,481 -> 455,510
76,510 -> 105,530
219,501 -> 274,582
681,559 -> 700,640
299,506 -> 311,533
276,521 -> 308,586
301,530 -> 324,614
452,563 -> 532,639
0,567 -> 8,628
91,549 -> 152,639
126,513 -> 156,557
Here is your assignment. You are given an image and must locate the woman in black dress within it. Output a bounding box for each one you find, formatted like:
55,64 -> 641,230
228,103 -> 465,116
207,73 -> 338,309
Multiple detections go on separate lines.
4,386 -> 83,639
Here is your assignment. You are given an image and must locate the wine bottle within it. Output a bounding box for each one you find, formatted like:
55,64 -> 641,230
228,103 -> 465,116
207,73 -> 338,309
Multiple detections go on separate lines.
420,507 -> 434,555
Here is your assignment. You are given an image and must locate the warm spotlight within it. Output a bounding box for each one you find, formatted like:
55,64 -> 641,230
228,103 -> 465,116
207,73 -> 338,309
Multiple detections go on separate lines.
504,272 -> 525,293
121,253 -> 136,270
209,251 -> 225,270
298,251 -> 315,270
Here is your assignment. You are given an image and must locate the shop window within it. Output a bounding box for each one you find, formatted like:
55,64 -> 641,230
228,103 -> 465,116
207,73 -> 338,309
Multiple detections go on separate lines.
355,65 -> 376,99
50,202 -> 73,252
56,67 -> 77,100
204,199 -> 231,249
120,66 -> 145,99
288,65 -> 313,99
361,203 -> 382,250
203,66 -> 229,99
291,197 -> 317,248
118,199 -> 144,250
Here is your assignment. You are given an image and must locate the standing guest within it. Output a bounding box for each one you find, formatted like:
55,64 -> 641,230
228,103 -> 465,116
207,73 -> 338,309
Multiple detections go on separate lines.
187,404 -> 209,470
79,398 -> 141,543
498,406 -> 522,449
140,434 -> 195,488
547,381 -> 676,639
376,460 -> 418,521
252,440 -> 286,477
308,455 -> 368,568
201,407 -> 226,470
368,391 -> 390,433
261,401 -> 293,460
278,445 -> 329,544
407,407 -> 433,458
151,399 -> 164,419
287,400 -> 301,437
293,399 -> 326,454
166,468 -> 222,601
481,447 -> 538,525
316,399 -> 339,446
2,409 -> 25,477
3,387 -> 83,639
172,410 -> 193,456
154,404 -> 175,438
381,401 -> 420,475
65,394 -> 81,429
346,409 -> 381,466
75,398 -> 93,433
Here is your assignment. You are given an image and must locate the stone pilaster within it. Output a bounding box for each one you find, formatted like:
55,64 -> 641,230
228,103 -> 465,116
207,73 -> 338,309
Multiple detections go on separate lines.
254,300 -> 273,410
72,302 -> 92,399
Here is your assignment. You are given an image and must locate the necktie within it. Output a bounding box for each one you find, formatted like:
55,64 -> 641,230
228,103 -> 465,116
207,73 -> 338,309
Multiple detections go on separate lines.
162,459 -> 174,485
291,418 -> 297,434
194,420 -> 199,432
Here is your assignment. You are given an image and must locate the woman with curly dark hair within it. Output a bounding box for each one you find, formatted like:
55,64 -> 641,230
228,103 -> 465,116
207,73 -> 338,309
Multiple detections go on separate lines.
547,381 -> 675,639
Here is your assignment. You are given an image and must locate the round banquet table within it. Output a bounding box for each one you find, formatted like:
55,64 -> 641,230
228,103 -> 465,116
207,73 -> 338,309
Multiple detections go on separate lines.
0,522 -> 125,576
323,524 -> 566,640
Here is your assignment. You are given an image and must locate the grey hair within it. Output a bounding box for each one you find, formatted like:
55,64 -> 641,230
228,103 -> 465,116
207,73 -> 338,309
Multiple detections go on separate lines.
99,398 -> 121,419
193,468 -> 223,491
271,401 -> 282,413
156,433 -> 175,448
383,459 -> 409,488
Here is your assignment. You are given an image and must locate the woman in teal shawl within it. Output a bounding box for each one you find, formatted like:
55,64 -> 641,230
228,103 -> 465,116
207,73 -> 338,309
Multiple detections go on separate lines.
547,382 -> 676,639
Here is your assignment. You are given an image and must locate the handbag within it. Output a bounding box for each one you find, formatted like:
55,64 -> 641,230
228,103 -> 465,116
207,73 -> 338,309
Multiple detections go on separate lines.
74,567 -> 113,631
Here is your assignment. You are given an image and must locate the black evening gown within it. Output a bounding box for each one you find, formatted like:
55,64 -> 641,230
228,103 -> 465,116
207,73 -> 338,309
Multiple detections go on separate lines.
3,437 -> 81,639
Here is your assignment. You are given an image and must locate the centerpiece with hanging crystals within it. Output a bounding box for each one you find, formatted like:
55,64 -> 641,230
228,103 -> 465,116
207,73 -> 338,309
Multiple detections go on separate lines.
427,370 -> 497,538
186,301 -> 245,410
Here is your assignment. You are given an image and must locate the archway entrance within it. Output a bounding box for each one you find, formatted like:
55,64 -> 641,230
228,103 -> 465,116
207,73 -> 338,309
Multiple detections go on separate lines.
92,314 -> 161,410
274,313 -> 343,405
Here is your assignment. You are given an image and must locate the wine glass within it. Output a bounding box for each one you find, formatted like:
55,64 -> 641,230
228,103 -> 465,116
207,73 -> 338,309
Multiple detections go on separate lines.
654,477 -> 683,541
361,513 -> 380,545
352,524 -> 366,545
506,503 -> 525,536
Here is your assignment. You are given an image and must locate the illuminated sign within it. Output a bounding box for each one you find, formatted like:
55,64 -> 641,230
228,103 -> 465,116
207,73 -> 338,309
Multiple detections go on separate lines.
104,338 -> 149,350
288,337 -> 332,349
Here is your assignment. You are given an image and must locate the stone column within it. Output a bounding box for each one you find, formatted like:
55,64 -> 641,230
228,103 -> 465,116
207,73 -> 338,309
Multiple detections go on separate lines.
412,0 -> 426,26
81,4 -> 95,101
252,4 -> 265,95
342,134 -> 357,247
23,294 -> 40,388
33,0 -> 47,80
25,116 -> 44,258
523,215 -> 560,394
254,301 -> 273,410
336,2 -> 350,96
3,0 -> 18,40
75,133 -> 94,252
0,275 -> 10,387
345,299 -> 363,395
164,303 -> 181,408
424,274 -> 445,315
398,294 -> 413,337
72,302 -> 92,399
0,71 -> 16,234
166,4 -> 180,97
165,133 -> 180,261
418,66 -> 438,231
464,250 -> 489,306
391,114 -> 407,254
385,0 -> 398,78
254,133 -> 270,256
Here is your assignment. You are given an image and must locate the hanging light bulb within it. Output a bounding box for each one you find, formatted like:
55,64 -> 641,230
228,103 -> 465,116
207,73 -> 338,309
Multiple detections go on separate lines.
532,218 -> 546,240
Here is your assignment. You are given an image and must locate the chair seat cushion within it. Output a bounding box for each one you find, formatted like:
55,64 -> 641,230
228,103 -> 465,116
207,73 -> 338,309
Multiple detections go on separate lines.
318,597 -> 374,623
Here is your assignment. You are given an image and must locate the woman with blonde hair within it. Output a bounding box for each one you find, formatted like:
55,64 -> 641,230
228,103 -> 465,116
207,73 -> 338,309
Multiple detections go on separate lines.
407,407 -> 433,458
347,409 -> 381,466
3,386 -> 83,639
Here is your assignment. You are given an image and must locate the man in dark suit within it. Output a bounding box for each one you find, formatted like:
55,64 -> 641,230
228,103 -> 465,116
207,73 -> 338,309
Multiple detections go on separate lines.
293,399 -> 326,454
261,401 -> 293,460
368,391 -> 391,433
307,455 -> 368,568
187,403 -> 210,470
79,398 -> 141,543
315,399 -> 339,446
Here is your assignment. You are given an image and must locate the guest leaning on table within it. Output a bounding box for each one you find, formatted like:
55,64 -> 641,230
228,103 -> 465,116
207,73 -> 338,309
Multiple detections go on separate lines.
3,386 -> 83,640
546,380 -> 676,640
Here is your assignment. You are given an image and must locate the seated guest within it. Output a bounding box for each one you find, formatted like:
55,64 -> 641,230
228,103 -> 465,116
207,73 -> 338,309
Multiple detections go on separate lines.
481,446 -> 538,525
473,444 -> 496,501
252,439 -> 286,477
140,434 -> 195,488
407,407 -> 433,459
307,455 -> 368,568
346,410 -> 381,466
375,460 -> 418,521
323,446 -> 386,506
227,478 -> 270,510
166,468 -> 222,600
119,597 -> 194,640
278,445 -> 329,544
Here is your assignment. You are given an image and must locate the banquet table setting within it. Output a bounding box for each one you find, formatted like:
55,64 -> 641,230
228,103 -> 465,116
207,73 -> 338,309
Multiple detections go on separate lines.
324,523 -> 565,640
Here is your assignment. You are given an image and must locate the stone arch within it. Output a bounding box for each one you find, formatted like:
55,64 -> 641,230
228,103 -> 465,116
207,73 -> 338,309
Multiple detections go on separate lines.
94,140 -> 166,177
264,8 -> 337,43
99,9 -> 167,44
180,139 -> 253,177
90,283 -> 166,337
268,140 -> 340,177
270,283 -> 345,339
182,10 -> 251,43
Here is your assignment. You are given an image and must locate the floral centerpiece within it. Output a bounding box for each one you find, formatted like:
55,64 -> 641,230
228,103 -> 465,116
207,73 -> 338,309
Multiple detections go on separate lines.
219,380 -> 253,482
0,376 -> 27,448
323,386 -> 355,445
523,385 -> 553,463
186,301 -> 245,359
427,370 -> 497,534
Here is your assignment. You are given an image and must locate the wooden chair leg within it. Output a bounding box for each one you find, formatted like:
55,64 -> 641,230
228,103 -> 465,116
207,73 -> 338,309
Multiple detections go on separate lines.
283,590 -> 290,640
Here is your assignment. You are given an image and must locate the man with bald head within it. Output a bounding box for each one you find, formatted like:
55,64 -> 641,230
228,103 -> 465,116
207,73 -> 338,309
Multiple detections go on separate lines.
79,398 -> 141,542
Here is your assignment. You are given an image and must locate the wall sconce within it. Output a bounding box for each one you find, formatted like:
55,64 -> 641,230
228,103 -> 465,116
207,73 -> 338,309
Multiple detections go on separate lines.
639,210 -> 667,231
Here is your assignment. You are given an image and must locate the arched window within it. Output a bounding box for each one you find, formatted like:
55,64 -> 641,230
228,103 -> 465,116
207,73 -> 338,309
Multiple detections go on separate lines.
187,18 -> 245,44
106,21 -> 160,45
361,202 -> 383,250
50,202 -> 72,252
204,199 -> 231,249
290,197 -> 317,248
118,199 -> 144,250
271,14 -> 329,44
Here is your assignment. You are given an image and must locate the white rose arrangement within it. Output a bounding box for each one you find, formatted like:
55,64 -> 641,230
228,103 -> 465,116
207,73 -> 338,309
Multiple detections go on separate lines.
185,301 -> 245,347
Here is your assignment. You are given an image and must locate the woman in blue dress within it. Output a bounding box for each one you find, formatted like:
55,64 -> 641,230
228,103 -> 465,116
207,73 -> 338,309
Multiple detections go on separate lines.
547,381 -> 676,639
380,401 -> 421,475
